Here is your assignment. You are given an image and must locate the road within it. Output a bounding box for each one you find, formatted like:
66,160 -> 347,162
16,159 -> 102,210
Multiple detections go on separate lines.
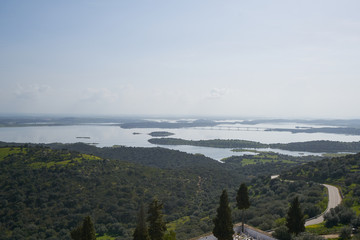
305,184 -> 342,226
194,184 -> 342,239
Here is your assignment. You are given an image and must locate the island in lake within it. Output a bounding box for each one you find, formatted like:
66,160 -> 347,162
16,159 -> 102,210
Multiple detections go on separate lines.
148,131 -> 175,137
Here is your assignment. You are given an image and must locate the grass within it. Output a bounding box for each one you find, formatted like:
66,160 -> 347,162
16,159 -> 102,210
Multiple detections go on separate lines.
232,149 -> 273,154
30,153 -> 102,168
0,147 -> 25,161
96,234 -> 116,240
166,216 -> 190,231
239,154 -> 295,166
306,222 -> 344,235
352,204 -> 360,215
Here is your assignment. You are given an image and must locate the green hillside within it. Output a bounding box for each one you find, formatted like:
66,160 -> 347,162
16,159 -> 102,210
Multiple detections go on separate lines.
0,145 -> 240,239
281,153 -> 360,237
281,153 -> 360,213
0,144 -> 327,240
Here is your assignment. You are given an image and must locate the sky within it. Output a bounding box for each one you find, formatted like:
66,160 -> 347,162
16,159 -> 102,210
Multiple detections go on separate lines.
1,0 -> 360,118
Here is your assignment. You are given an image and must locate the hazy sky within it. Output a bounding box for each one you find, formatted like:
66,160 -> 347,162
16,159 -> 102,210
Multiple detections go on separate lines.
1,1 -> 360,118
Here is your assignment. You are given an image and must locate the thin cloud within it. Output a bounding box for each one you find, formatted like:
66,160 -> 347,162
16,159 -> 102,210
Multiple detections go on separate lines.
208,88 -> 228,99
80,88 -> 119,103
14,84 -> 50,99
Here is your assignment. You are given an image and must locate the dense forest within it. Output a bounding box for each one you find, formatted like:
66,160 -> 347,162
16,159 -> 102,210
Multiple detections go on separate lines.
0,145 -> 239,240
0,143 -> 341,239
148,138 -> 360,153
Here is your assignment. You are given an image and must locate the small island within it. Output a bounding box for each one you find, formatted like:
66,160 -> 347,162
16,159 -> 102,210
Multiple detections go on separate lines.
148,131 -> 175,137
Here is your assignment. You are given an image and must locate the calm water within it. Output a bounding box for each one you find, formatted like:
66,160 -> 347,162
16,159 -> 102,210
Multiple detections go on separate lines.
1,123 -> 359,160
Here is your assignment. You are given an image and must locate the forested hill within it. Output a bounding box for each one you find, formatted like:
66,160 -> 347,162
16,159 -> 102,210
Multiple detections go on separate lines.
281,153 -> 360,216
0,144 -> 247,239
281,152 -> 360,183
47,142 -> 222,170
0,143 -> 333,239
148,138 -> 360,153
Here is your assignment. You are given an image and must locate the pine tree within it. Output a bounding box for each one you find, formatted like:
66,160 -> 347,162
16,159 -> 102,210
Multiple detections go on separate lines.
134,204 -> 151,240
236,183 -> 250,233
147,198 -> 167,240
286,196 -> 305,235
213,189 -> 234,240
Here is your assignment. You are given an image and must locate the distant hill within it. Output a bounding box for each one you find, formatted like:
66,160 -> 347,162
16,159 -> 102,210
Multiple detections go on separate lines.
149,138 -> 360,153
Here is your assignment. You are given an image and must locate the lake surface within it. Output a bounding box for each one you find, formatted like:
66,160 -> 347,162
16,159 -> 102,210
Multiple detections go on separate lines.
1,122 -> 360,160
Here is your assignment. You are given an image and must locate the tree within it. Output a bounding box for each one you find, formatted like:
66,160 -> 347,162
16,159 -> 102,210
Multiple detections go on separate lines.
70,225 -> 82,240
81,216 -> 96,240
147,198 -> 167,240
272,225 -> 291,240
286,197 -> 305,235
339,226 -> 352,240
133,204 -> 150,240
70,216 -> 96,240
213,189 -> 234,240
236,183 -> 250,232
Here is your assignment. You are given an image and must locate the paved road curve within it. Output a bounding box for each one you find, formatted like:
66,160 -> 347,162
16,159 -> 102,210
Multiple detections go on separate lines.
194,184 -> 342,239
305,184 -> 342,226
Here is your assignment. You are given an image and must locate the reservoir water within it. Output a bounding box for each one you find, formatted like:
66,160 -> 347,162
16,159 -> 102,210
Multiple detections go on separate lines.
1,122 -> 359,161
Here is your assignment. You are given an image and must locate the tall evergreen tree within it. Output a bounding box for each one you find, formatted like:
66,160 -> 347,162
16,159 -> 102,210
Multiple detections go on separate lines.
236,183 -> 250,232
70,216 -> 96,240
81,216 -> 96,240
286,196 -> 305,235
213,189 -> 234,240
70,225 -> 82,240
147,198 -> 167,240
134,203 -> 151,240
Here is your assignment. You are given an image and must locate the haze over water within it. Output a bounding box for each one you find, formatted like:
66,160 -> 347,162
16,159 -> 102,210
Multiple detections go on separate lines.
1,120 -> 359,160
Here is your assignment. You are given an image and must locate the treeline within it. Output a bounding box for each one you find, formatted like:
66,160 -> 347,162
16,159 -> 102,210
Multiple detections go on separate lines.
148,138 -> 360,153
148,138 -> 267,149
271,141 -> 360,153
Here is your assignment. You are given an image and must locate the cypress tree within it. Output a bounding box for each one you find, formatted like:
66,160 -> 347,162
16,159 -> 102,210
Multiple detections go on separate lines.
286,196 -> 305,235
236,183 -> 250,233
70,225 -> 82,240
134,203 -> 151,240
147,198 -> 167,240
81,216 -> 96,240
213,189 -> 234,240
71,216 -> 96,240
